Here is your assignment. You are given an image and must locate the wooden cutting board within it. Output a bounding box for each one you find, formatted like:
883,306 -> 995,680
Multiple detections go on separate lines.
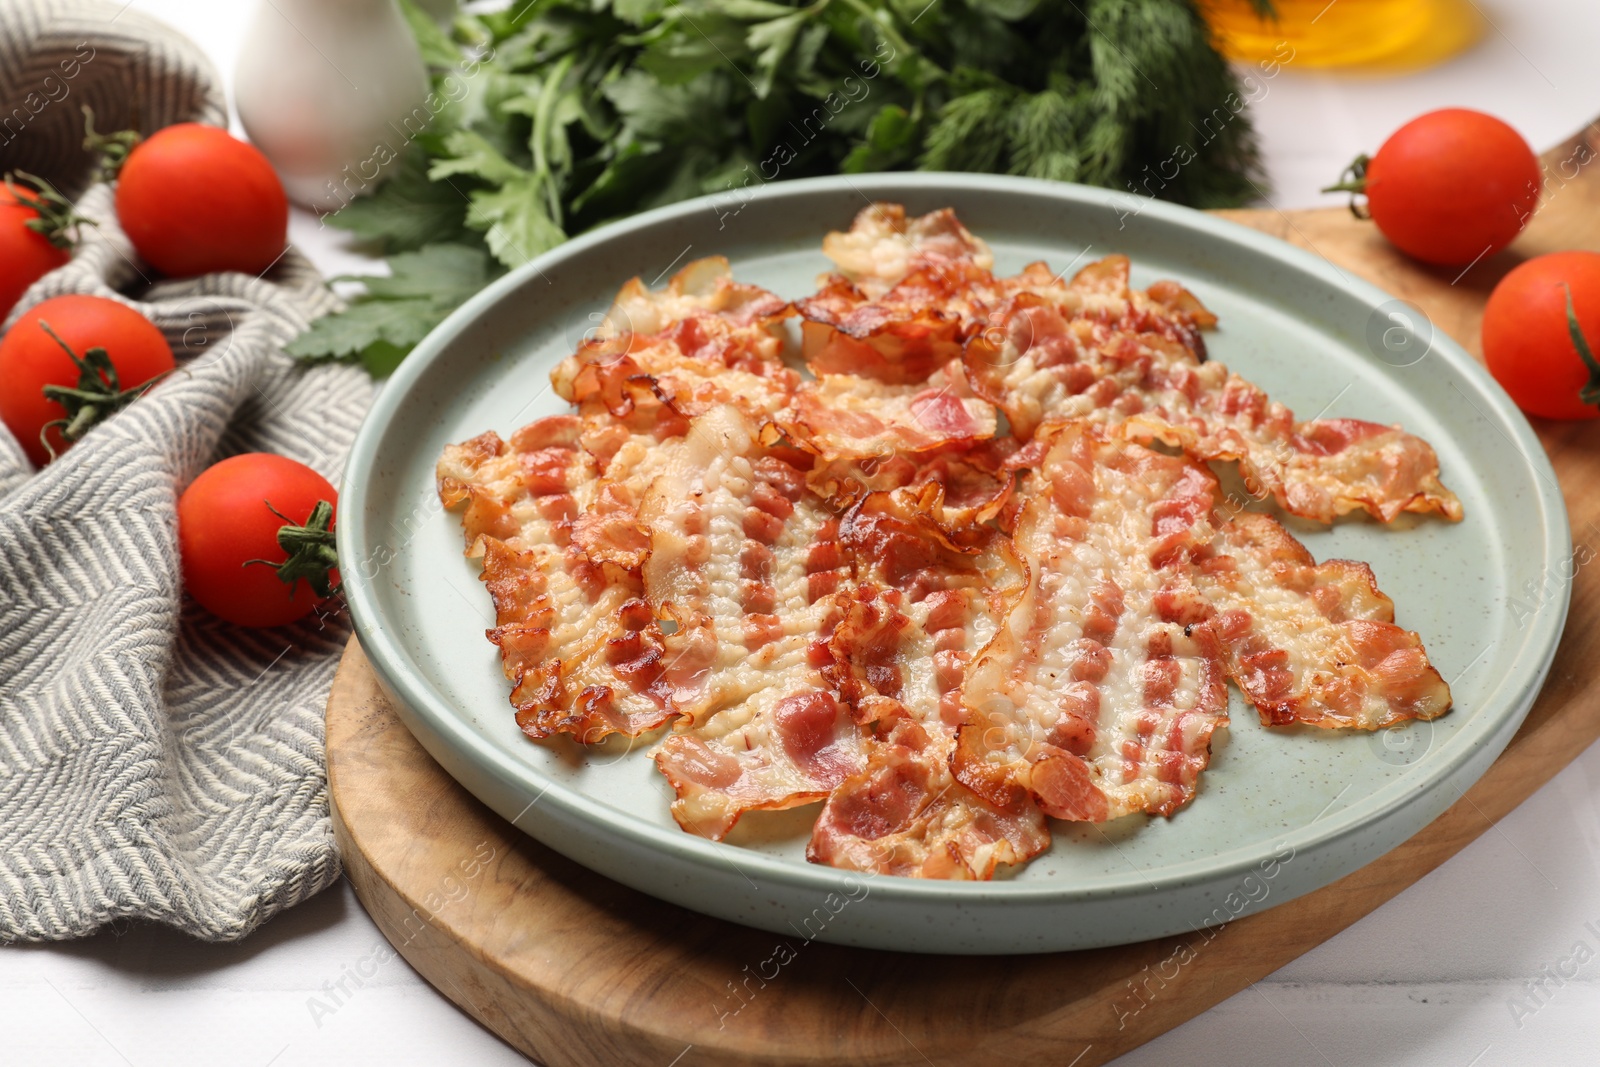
326,120 -> 1600,1067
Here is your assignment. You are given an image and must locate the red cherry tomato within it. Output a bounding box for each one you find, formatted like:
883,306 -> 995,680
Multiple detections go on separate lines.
0,184 -> 70,319
116,124 -> 288,278
1337,109 -> 1541,267
0,294 -> 174,466
1482,251 -> 1600,421
178,453 -> 341,628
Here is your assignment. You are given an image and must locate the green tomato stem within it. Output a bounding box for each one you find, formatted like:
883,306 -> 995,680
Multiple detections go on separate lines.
35,319 -> 165,459
1563,283 -> 1600,408
1321,153 -> 1372,219
244,499 -> 341,600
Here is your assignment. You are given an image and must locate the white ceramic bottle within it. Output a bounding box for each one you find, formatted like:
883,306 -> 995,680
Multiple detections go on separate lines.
234,0 -> 431,213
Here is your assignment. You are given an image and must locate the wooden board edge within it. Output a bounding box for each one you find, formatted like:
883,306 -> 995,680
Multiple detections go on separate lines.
326,631 -> 1599,1067
326,643 -> 699,1067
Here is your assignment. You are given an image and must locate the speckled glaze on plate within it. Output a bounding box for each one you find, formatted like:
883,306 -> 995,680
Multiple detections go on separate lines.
338,174 -> 1569,954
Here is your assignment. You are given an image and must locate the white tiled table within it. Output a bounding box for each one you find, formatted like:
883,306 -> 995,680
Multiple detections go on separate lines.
7,3 -> 1600,1064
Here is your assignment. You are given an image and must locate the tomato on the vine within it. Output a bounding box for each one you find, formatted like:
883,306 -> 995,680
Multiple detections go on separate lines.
114,124 -> 288,278
0,294 -> 174,466
1327,109 -> 1541,267
1482,251 -> 1600,421
0,175 -> 78,319
178,453 -> 340,628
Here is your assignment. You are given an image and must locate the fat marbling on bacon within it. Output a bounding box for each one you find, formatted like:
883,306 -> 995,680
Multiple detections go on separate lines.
955,420 -> 1232,822
436,203 -> 1456,881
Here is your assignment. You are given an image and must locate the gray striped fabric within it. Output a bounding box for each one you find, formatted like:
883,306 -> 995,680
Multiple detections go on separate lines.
0,1 -> 371,940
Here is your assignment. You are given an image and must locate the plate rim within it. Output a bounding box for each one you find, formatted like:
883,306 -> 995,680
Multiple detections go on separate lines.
338,171 -> 1572,906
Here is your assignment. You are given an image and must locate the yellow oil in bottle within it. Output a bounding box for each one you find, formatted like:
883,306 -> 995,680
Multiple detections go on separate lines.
1199,0 -> 1483,72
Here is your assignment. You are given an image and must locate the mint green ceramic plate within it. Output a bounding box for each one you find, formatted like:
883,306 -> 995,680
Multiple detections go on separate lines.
339,174 -> 1569,954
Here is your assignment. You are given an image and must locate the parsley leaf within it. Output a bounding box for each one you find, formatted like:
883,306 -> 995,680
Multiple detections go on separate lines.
322,148 -> 473,253
286,244 -> 496,375
466,174 -> 567,267
428,130 -> 530,185
397,0 -> 461,69
355,243 -> 495,301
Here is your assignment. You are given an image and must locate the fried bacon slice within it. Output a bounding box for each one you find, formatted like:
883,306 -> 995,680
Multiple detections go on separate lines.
1125,392 -> 1463,525
820,202 -> 994,299
955,420 -> 1453,822
798,259 -> 997,384
809,714 -> 1049,879
1000,255 -> 1216,354
797,242 -> 1211,386
642,406 -> 870,836
637,405 -> 837,724
806,437 -> 1017,533
597,254 -> 791,337
963,289 -> 1219,440
556,325 -> 799,426
818,490 -> 1023,723
808,205 -> 1457,524
555,256 -> 797,425
965,257 -> 1462,523
557,357 -> 694,476
796,203 -> 997,384
659,477 -> 1051,873
775,362 -> 998,460
656,685 -> 868,840
1195,512 -> 1452,729
955,421 -> 1232,822
803,490 -> 1048,878
437,416 -> 675,742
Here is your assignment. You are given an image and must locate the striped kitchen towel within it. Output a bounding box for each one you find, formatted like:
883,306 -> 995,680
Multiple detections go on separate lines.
0,0 -> 371,940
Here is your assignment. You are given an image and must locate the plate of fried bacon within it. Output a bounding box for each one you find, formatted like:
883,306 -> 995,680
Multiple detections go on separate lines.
339,174 -> 1569,953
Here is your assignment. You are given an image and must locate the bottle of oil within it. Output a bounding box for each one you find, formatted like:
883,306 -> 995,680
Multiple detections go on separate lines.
1199,0 -> 1482,71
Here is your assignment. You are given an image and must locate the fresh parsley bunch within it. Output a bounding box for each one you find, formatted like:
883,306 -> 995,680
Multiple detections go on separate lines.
289,0 -> 1267,374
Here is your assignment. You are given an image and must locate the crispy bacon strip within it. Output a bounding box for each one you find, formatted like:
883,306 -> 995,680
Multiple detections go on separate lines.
1001,255 -> 1215,353
656,686 -> 866,840
809,715 -> 1048,879
555,256 -> 797,424
642,406 -> 869,837
798,260 -> 996,384
965,257 -> 1461,523
806,438 -> 1017,534
963,290 -> 1218,440
956,420 -> 1454,823
639,405 -> 836,723
1195,512 -> 1453,729
821,202 -> 994,298
556,328 -> 799,425
437,416 -> 674,742
649,426 -> 1033,851
776,363 -> 998,460
556,357 -> 694,475
797,246 -> 1212,386
804,489 -> 1047,878
598,254 -> 791,337
1126,395 -> 1463,525
818,491 -> 1021,717
955,420 -> 1232,822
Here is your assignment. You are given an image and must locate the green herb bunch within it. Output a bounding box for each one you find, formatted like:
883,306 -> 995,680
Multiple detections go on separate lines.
289,0 -> 1267,374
